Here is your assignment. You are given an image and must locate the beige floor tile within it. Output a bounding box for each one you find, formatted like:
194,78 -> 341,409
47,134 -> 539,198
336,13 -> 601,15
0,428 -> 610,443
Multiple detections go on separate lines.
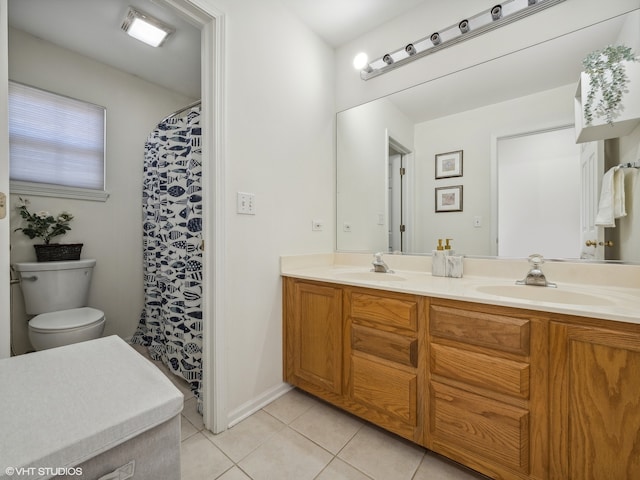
413,452 -> 489,480
262,388 -> 320,424
216,466 -> 252,480
180,433 -> 233,480
203,410 -> 286,462
290,401 -> 363,454
238,427 -> 333,480
338,425 -> 425,480
316,458 -> 372,480
181,416 -> 199,441
183,396 -> 205,430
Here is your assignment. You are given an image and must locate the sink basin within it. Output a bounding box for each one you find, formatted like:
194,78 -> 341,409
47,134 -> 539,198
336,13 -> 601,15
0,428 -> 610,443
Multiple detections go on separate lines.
475,285 -> 613,306
334,271 -> 407,282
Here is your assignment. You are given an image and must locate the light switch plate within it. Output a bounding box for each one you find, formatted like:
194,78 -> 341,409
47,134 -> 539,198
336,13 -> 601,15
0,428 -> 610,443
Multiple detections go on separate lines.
237,192 -> 255,215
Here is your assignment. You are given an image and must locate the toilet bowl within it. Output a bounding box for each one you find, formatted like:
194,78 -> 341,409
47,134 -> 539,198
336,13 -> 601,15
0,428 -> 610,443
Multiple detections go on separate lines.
28,307 -> 106,351
13,259 -> 106,351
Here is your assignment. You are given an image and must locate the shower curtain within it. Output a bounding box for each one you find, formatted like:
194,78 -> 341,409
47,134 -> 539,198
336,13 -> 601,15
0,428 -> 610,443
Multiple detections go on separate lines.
132,105 -> 203,408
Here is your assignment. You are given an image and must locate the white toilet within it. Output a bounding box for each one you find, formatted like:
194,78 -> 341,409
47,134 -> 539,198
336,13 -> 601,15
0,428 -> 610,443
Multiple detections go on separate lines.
13,259 -> 106,351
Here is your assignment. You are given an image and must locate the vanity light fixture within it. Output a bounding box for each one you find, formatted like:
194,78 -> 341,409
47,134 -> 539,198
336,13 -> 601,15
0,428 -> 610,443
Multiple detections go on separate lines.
121,7 -> 175,47
357,0 -> 565,81
490,5 -> 503,21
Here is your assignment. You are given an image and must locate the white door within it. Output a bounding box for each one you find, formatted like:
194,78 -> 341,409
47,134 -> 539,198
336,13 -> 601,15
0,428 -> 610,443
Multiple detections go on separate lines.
0,0 -> 11,358
579,141 -> 605,260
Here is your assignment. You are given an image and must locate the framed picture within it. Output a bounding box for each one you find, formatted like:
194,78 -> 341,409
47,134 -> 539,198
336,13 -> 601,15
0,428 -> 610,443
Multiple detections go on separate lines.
435,150 -> 463,179
435,185 -> 463,212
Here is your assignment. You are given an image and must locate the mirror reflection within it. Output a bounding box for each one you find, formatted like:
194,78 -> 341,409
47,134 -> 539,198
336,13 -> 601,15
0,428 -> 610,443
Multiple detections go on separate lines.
337,10 -> 640,263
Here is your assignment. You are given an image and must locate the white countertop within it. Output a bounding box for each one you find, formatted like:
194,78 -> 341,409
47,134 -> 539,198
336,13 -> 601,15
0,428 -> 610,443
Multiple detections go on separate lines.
280,253 -> 640,326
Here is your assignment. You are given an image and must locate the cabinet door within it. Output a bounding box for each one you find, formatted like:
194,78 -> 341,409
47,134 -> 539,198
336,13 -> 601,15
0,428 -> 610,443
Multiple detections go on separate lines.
550,322 -> 640,480
284,279 -> 343,396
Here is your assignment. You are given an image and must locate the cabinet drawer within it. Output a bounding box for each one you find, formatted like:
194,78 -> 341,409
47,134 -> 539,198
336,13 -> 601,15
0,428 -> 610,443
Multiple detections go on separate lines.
352,324 -> 417,367
351,292 -> 418,332
431,343 -> 530,398
430,382 -> 529,473
351,356 -> 417,425
430,305 -> 530,355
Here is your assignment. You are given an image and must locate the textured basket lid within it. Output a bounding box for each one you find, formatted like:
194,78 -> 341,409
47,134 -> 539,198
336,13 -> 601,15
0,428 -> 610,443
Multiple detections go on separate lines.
0,336 -> 184,474
29,307 -> 104,331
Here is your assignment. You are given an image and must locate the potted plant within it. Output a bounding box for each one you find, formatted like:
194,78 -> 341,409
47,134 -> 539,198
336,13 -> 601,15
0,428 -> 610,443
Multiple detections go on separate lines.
582,45 -> 638,126
14,197 -> 82,262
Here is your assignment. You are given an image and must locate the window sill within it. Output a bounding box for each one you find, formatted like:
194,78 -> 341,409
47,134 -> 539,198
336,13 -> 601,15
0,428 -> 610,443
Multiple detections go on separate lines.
10,181 -> 110,202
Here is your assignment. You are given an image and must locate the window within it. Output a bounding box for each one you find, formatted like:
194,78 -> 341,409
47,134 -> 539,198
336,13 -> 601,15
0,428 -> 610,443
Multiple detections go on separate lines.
8,81 -> 108,201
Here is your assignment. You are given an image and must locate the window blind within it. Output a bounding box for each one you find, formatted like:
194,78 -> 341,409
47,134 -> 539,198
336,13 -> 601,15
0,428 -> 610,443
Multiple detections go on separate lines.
8,81 -> 106,191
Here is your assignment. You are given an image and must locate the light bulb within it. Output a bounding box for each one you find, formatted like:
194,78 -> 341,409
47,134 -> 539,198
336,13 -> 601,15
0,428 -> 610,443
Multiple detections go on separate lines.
353,52 -> 369,70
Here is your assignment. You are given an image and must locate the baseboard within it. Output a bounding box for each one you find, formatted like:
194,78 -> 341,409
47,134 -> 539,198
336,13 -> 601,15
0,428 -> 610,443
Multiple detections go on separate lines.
226,382 -> 294,429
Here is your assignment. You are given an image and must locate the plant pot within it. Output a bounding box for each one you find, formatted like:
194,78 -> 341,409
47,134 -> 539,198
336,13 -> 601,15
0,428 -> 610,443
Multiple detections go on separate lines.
34,243 -> 83,262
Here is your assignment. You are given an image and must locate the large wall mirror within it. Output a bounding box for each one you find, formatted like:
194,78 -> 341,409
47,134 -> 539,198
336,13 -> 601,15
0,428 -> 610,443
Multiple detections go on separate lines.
337,9 -> 640,263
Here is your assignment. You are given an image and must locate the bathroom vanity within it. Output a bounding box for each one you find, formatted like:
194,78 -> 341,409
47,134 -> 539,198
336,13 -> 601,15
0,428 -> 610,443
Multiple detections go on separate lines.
281,253 -> 640,480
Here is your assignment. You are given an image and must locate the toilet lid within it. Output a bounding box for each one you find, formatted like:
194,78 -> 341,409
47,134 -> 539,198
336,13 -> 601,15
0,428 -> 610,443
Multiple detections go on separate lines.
30,307 -> 105,330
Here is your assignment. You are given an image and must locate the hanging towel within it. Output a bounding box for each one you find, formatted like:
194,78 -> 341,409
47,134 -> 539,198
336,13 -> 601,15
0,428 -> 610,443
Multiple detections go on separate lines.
595,166 -> 626,227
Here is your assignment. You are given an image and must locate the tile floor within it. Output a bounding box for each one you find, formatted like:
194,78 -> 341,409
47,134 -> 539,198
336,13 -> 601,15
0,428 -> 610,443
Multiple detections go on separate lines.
132,345 -> 488,480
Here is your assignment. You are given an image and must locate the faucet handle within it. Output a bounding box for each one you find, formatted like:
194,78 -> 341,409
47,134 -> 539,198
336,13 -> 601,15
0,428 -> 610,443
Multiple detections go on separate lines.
527,254 -> 545,268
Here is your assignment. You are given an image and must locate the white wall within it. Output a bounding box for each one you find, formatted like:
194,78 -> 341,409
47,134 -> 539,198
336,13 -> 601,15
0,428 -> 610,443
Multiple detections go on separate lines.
413,84 -> 576,256
335,1 -> 640,111
209,0 -> 335,424
8,28 -> 195,353
337,97 -> 413,252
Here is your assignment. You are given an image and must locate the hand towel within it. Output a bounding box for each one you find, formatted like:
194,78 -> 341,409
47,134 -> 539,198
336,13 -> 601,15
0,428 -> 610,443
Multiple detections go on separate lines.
595,166 -> 626,227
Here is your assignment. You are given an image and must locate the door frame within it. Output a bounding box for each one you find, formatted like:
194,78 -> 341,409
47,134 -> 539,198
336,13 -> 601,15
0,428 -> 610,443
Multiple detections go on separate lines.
162,0 -> 228,434
0,0 -> 229,433
1,0 -> 10,359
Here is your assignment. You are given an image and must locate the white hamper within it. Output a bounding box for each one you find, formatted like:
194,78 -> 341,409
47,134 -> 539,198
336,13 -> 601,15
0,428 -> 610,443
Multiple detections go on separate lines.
0,336 -> 184,480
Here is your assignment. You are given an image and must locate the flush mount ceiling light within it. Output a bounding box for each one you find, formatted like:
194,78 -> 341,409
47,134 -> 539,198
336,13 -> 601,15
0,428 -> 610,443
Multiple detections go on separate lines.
358,0 -> 564,81
121,7 -> 175,47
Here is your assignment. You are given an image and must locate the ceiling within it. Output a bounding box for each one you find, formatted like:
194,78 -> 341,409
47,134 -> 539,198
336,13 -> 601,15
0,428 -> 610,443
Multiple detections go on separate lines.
7,0 -> 431,99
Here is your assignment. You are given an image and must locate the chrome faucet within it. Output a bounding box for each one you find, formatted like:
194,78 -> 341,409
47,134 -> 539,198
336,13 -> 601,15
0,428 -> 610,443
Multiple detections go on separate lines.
516,254 -> 557,288
371,252 -> 393,273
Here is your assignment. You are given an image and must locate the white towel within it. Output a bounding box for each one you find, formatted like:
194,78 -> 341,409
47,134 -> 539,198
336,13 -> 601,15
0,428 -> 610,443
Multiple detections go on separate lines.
595,166 -> 626,227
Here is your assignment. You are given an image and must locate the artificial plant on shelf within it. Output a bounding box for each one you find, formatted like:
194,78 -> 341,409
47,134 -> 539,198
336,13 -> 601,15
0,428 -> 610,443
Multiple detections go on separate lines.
14,197 -> 74,244
582,45 -> 638,127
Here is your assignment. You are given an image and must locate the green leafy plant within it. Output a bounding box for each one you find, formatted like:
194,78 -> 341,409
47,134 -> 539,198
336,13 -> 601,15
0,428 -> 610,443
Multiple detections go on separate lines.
582,45 -> 638,126
14,197 -> 74,244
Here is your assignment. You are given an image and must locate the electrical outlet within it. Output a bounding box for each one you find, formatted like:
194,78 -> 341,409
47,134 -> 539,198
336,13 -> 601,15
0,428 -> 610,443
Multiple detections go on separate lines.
312,220 -> 324,231
237,192 -> 255,215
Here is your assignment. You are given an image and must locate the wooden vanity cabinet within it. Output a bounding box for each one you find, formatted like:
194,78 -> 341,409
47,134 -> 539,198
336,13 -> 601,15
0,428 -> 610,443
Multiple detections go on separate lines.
427,299 -> 549,480
549,319 -> 640,480
345,288 -> 426,443
284,276 -> 640,480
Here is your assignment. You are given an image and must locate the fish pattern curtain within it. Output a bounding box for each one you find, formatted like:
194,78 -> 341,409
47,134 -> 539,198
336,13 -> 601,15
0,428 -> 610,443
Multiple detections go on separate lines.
132,106 -> 203,409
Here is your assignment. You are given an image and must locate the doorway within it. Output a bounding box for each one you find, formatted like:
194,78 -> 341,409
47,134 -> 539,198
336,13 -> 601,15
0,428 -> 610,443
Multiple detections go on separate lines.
496,126 -> 582,258
388,137 -> 412,253
0,0 -> 226,433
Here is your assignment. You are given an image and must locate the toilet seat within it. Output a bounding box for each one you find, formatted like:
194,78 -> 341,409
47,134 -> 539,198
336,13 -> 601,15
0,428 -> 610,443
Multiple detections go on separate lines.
30,307 -> 105,332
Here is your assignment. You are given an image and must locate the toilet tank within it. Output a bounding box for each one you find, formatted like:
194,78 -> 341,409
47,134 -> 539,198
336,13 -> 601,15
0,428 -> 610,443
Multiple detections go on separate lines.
12,259 -> 97,315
